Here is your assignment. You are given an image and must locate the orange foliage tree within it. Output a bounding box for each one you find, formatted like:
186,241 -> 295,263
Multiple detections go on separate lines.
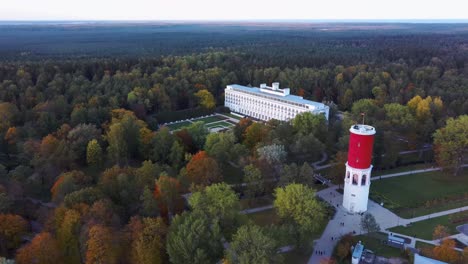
85,225 -> 119,264
16,232 -> 63,264
185,151 -> 221,187
0,214 -> 28,253
131,217 -> 168,264
432,239 -> 459,263
154,175 -> 183,219
432,225 -> 449,242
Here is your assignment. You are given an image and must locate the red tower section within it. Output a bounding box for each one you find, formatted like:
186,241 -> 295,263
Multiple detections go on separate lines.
347,125 -> 376,169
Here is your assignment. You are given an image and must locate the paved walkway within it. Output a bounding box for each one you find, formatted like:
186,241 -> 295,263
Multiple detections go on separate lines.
240,205 -> 274,214
311,152 -> 328,170
307,184 -> 468,264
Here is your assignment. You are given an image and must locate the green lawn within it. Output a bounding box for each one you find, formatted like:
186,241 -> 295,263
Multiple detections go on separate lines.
240,195 -> 273,210
246,208 -> 280,226
372,163 -> 432,177
223,113 -> 243,120
370,169 -> 468,218
165,120 -> 192,130
205,121 -> 233,128
389,211 -> 467,240
193,115 -> 226,124
353,233 -> 404,258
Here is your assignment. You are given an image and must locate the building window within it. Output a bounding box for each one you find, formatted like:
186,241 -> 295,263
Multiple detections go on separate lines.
361,174 -> 367,186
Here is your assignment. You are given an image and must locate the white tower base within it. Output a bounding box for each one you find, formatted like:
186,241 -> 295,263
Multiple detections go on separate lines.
342,162 -> 372,213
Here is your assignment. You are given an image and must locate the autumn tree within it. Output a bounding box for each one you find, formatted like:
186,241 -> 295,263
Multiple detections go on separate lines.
433,115 -> 468,176
195,89 -> 216,109
131,217 -> 168,264
186,151 -> 222,187
226,225 -> 280,264
154,175 -> 182,219
233,118 -> 253,142
432,238 -> 459,263
462,247 -> 468,264
243,122 -> 269,150
51,170 -> 92,202
56,209 -> 82,264
0,214 -> 28,254
334,234 -> 356,262
0,103 -> 19,134
274,184 -> 326,247
432,225 -> 450,242
16,232 -> 63,264
86,139 -> 103,166
166,211 -> 223,264
85,225 -> 119,264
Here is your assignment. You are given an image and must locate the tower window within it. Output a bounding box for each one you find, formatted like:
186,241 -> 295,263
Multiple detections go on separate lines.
361,174 -> 367,186
352,174 -> 358,185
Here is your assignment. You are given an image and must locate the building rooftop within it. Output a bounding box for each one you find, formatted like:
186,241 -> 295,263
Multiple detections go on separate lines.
414,254 -> 447,264
227,84 -> 327,110
352,241 -> 364,259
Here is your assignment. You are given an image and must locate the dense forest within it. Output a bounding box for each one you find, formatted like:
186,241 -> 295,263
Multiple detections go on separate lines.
0,23 -> 467,264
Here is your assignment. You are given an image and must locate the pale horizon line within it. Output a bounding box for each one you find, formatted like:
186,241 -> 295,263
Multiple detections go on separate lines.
1,19 -> 468,24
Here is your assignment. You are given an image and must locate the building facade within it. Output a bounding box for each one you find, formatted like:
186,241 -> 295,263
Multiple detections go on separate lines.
224,82 -> 329,121
342,124 -> 376,213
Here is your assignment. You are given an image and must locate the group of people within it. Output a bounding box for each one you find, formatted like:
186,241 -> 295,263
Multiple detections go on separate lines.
314,250 -> 326,255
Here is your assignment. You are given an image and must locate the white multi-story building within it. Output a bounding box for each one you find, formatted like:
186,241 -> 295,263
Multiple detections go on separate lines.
224,82 -> 330,121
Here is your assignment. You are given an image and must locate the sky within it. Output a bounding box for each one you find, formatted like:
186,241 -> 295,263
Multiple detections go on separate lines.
1,0 -> 467,21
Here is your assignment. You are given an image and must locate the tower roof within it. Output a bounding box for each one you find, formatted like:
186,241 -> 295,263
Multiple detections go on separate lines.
349,124 -> 376,136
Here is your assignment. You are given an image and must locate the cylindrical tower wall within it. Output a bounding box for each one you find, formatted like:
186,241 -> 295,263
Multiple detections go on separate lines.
347,125 -> 375,169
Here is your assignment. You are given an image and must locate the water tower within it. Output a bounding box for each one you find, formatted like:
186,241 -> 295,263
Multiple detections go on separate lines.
342,124 -> 376,213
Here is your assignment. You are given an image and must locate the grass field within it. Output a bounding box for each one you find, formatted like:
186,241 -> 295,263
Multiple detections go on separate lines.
389,211 -> 468,240
240,195 -> 273,210
194,115 -> 227,124
223,113 -> 243,120
205,121 -> 233,128
246,208 -> 280,226
164,121 -> 193,130
372,163 -> 432,177
370,169 -> 468,218
353,233 -> 404,258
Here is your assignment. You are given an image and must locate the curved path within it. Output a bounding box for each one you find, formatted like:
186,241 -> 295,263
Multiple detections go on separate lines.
308,169 -> 468,264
